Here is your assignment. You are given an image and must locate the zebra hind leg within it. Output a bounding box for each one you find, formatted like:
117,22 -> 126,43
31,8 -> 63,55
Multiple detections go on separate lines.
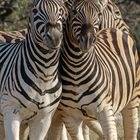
47,111 -> 68,140
20,123 -> 29,140
62,115 -> 84,140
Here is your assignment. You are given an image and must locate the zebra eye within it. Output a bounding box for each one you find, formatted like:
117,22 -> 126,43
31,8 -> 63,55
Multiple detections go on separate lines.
72,9 -> 77,15
32,8 -> 38,14
46,23 -> 50,32
80,35 -> 85,42
98,12 -> 102,19
61,17 -> 66,23
114,10 -> 122,18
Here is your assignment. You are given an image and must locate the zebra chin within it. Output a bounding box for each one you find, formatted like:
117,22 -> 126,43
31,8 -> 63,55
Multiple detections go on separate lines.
79,47 -> 90,53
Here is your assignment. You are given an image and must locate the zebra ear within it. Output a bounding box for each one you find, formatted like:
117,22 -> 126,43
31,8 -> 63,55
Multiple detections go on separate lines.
58,0 -> 69,20
32,0 -> 39,5
63,0 -> 74,12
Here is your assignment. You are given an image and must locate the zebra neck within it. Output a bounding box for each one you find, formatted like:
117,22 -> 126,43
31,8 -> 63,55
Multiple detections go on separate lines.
23,32 -> 60,81
61,29 -> 110,90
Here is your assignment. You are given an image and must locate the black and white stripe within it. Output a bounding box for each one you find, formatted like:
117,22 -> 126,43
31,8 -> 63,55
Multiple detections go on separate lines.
0,0 -> 137,140
0,0 -> 67,140
57,0 -> 139,140
100,0 -> 129,33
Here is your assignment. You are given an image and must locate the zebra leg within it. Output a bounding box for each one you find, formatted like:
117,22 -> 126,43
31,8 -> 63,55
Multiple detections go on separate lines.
122,103 -> 139,140
62,115 -> 84,140
20,123 -> 29,140
97,106 -> 117,140
46,111 -> 68,140
82,123 -> 90,140
28,110 -> 55,140
61,123 -> 69,140
84,119 -> 104,139
0,123 -> 5,140
3,108 -> 21,140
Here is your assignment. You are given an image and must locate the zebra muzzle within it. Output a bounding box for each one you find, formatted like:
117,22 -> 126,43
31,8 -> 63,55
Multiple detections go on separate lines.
45,28 -> 63,49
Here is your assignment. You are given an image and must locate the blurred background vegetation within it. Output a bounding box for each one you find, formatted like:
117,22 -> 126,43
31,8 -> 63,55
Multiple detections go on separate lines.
0,0 -> 140,54
0,0 -> 30,30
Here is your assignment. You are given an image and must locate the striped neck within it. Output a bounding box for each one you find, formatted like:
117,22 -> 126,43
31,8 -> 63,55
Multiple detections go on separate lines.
23,31 -> 60,82
61,27 -> 109,89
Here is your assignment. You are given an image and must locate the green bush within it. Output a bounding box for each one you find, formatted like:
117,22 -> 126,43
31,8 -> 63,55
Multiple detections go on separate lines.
0,0 -> 30,31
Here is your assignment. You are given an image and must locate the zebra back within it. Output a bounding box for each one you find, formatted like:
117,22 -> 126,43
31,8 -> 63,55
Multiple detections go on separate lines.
0,29 -> 27,43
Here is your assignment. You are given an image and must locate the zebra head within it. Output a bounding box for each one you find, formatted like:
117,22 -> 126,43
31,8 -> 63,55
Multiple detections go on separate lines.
107,0 -> 122,20
29,0 -> 68,50
67,0 -> 108,52
106,0 -> 129,32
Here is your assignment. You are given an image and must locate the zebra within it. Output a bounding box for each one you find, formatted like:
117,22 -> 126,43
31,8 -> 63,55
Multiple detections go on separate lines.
64,0 -> 129,32
0,0 -> 130,43
0,0 -> 134,139
48,0 -> 134,139
0,0 -> 67,139
100,0 -> 129,33
0,0 -> 132,140
0,30 -> 69,140
57,0 -> 140,139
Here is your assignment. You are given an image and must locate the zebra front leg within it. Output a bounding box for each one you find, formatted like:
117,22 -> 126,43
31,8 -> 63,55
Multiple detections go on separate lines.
28,109 -> 55,140
62,115 -> 84,140
3,108 -> 21,140
122,103 -> 139,140
97,106 -> 117,140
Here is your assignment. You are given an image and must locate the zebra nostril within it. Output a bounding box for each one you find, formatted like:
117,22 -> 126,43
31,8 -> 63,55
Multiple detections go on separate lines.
46,32 -> 52,41
92,36 -> 96,44
93,37 -> 96,42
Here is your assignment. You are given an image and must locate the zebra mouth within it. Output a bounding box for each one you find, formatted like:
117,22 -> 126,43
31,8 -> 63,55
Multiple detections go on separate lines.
80,46 -> 91,53
43,37 -> 62,50
80,36 -> 96,53
43,32 -> 63,49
